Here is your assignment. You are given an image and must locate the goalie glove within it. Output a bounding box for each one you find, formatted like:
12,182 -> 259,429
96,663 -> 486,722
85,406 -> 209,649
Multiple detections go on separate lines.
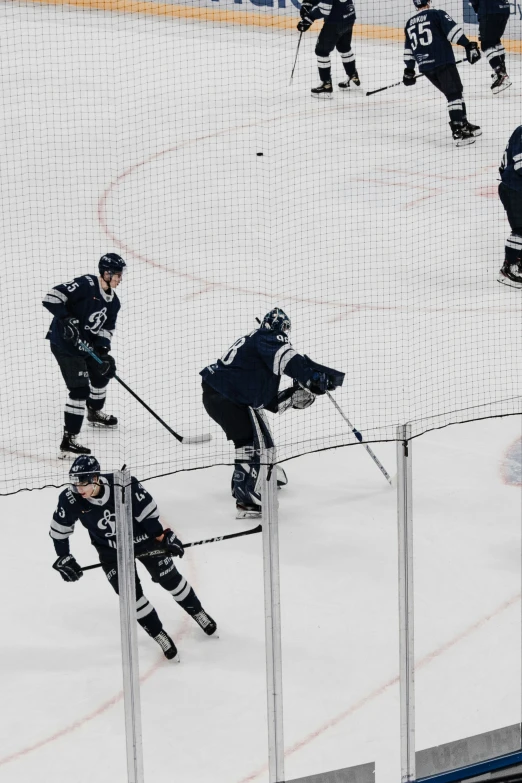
276,385 -> 316,413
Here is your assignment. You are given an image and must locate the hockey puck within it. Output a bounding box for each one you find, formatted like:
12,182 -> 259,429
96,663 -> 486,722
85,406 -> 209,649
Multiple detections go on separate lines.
256,152 -> 264,156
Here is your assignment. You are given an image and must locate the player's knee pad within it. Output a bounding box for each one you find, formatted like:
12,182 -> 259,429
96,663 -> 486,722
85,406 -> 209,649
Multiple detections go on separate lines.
69,386 -> 89,402
315,41 -> 333,58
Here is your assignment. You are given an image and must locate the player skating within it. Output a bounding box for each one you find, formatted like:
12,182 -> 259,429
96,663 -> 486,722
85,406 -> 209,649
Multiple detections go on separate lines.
297,0 -> 360,98
200,308 -> 344,519
43,254 -> 125,458
498,125 -> 522,288
403,0 -> 481,146
50,455 -> 217,661
470,0 -> 511,93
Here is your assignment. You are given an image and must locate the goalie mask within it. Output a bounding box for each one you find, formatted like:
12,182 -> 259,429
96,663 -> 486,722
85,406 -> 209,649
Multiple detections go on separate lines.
261,308 -> 291,334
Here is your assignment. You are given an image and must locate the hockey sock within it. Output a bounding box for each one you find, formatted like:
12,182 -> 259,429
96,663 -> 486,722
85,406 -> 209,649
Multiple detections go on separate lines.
340,50 -> 356,77
64,396 -> 85,435
317,56 -> 332,83
506,233 -> 522,264
167,573 -> 202,615
137,596 -> 163,638
447,98 -> 466,125
485,44 -> 504,71
87,384 -> 107,411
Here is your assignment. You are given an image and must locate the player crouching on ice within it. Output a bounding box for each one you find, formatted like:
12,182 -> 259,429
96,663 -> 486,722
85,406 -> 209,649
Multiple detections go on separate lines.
50,455 -> 217,661
200,308 -> 344,519
403,0 -> 481,146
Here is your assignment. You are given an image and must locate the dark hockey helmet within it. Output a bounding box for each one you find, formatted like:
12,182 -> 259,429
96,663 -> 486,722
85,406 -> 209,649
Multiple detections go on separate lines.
98,253 -> 126,278
412,0 -> 429,7
261,308 -> 291,334
69,455 -> 101,485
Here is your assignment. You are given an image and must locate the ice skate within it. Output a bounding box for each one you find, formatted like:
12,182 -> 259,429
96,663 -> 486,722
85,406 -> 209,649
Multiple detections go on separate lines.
58,431 -> 91,459
311,81 -> 333,99
87,407 -> 118,428
338,71 -> 361,90
236,501 -> 262,520
491,69 -> 511,95
192,609 -> 218,637
449,121 -> 475,148
154,630 -> 179,660
498,262 -> 522,289
464,121 -> 482,138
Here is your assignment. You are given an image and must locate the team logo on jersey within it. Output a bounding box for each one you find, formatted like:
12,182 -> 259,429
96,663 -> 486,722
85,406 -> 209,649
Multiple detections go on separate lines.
98,508 -> 116,537
85,307 -> 108,334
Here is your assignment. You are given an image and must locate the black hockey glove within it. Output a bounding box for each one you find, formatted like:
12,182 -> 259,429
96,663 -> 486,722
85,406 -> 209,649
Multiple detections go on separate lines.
53,554 -> 83,582
465,41 -> 480,64
300,1 -> 314,19
61,316 -> 81,345
96,352 -> 116,379
307,371 -> 329,395
403,69 -> 416,86
161,529 -> 184,558
297,16 -> 313,32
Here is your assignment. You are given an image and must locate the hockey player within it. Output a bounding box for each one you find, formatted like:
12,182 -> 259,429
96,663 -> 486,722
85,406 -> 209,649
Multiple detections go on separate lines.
403,0 -> 481,146
498,125 -> 522,288
297,0 -> 360,98
200,308 -> 344,518
470,0 -> 511,94
50,455 -> 217,661
43,254 -> 125,458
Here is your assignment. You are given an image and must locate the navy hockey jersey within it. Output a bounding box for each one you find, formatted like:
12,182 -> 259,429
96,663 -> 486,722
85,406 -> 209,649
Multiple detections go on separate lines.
470,0 -> 510,16
201,329 -> 328,409
310,0 -> 355,24
43,274 -> 120,357
404,8 -> 469,73
500,126 -> 522,193
50,475 -> 163,557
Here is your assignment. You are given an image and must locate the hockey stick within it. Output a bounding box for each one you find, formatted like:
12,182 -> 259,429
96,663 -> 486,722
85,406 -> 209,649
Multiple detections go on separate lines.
82,524 -> 262,572
289,32 -> 303,85
326,391 -> 394,486
366,58 -> 466,96
77,339 -> 211,444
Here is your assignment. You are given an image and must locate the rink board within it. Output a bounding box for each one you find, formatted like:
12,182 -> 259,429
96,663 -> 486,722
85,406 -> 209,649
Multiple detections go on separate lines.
16,0 -> 522,45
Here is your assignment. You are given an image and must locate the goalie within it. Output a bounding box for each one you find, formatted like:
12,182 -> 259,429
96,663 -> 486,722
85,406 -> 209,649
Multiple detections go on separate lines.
200,308 -> 344,518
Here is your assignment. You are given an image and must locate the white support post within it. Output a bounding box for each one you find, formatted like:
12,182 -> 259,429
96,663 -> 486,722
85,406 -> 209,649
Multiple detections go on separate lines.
396,426 -> 416,783
261,448 -> 285,783
114,468 -> 145,783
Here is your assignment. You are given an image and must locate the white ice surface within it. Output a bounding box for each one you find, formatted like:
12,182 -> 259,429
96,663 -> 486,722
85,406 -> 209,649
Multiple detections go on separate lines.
0,5 -> 521,489
0,417 -> 521,783
0,4 -> 521,782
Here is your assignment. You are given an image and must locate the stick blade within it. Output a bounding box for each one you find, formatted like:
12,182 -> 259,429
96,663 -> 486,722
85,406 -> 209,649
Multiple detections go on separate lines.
181,432 -> 213,445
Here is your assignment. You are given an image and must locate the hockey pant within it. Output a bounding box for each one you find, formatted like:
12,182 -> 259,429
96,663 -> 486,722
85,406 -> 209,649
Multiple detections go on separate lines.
315,21 -> 356,84
479,12 -> 509,71
95,542 -> 203,639
51,344 -> 110,434
499,183 -> 522,266
424,64 -> 466,125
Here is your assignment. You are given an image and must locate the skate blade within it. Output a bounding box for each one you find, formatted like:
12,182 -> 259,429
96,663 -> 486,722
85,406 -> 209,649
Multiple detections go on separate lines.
87,421 -> 118,429
497,274 -> 522,289
455,137 -> 476,147
236,509 -> 262,520
311,93 -> 334,100
58,451 -> 77,460
492,79 -> 512,95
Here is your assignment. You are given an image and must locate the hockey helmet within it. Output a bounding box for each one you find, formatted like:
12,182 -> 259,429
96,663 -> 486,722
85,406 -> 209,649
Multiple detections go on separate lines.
261,308 -> 291,334
412,0 -> 430,7
98,253 -> 126,279
69,455 -> 101,485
